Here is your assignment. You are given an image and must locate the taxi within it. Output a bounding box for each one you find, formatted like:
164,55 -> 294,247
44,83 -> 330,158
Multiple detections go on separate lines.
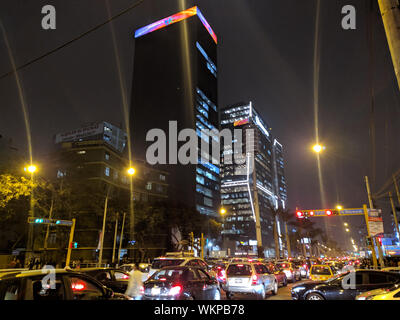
356,283 -> 400,300
309,265 -> 334,281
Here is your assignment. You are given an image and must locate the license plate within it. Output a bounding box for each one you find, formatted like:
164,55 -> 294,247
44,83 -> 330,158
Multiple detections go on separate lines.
235,279 -> 242,283
152,287 -> 160,295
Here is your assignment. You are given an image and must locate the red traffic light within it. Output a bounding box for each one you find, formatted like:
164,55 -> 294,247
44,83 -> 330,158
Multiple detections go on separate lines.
326,210 -> 333,216
296,211 -> 304,219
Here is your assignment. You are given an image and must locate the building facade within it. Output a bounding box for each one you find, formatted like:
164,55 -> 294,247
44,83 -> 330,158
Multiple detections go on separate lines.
130,6 -> 220,217
220,102 -> 287,257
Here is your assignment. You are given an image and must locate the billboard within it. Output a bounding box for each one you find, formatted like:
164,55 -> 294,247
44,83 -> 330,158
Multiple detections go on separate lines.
368,209 -> 384,237
55,123 -> 103,144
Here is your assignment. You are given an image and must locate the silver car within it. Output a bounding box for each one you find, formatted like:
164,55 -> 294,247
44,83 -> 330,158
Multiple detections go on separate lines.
223,262 -> 278,300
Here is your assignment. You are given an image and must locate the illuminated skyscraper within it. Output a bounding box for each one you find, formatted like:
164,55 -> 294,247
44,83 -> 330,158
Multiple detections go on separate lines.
220,102 -> 287,257
130,6 -> 220,216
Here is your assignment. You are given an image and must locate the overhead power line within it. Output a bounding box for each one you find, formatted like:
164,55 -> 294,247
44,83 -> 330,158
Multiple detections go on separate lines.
0,0 -> 144,81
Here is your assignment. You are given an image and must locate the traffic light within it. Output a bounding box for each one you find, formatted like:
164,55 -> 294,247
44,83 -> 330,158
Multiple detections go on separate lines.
69,242 -> 78,249
309,211 -> 315,217
325,209 -> 339,216
326,210 -> 333,216
34,218 -> 44,223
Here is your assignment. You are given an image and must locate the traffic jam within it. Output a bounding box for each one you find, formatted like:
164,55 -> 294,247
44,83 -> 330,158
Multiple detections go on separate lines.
1,252 -> 399,300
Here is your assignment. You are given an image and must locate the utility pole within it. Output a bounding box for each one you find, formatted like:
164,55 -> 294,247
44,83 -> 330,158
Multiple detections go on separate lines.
112,213 -> 119,264
389,192 -> 400,240
393,175 -> 400,207
365,177 -> 382,268
117,212 -> 126,266
378,0 -> 400,90
285,221 -> 292,259
43,196 -> 54,252
98,187 -> 111,267
65,218 -> 76,268
200,233 -> 204,259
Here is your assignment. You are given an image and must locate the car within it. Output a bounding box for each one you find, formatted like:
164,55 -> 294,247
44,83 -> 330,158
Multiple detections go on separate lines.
149,253 -> 212,279
79,267 -> 131,294
0,269 -> 130,300
266,263 -> 287,287
223,262 -> 278,300
309,265 -> 335,281
292,260 -> 308,278
291,269 -> 400,300
142,266 -> 220,300
356,283 -> 400,300
276,262 -> 301,282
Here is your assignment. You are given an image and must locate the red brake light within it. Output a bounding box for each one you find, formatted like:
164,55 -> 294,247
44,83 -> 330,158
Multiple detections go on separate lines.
237,264 -> 244,267
160,277 -> 167,282
71,282 -> 86,291
252,274 -> 258,285
122,274 -> 130,279
169,285 -> 182,296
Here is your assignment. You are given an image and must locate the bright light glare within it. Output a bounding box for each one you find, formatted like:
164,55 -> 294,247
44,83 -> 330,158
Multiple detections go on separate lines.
25,165 -> 37,173
336,205 -> 343,210
220,208 -> 226,215
127,167 -> 136,176
312,144 -> 324,153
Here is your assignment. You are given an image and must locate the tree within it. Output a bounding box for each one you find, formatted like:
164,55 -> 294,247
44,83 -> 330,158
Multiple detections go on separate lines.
0,174 -> 35,209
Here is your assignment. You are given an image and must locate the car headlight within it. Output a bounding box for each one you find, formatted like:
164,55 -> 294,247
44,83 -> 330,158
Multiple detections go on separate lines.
356,296 -> 366,300
292,286 -> 306,292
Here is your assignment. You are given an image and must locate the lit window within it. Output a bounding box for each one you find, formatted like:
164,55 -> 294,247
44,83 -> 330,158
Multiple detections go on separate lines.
160,174 -> 166,181
77,150 -> 86,155
146,182 -> 152,190
105,167 -> 110,177
105,152 -> 110,160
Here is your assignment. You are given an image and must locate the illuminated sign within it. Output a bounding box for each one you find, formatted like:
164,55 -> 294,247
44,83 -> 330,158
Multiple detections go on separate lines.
234,118 -> 249,127
134,6 -> 217,44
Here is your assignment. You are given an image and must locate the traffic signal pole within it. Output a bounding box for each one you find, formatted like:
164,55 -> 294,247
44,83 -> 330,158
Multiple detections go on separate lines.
365,176 -> 384,268
389,192 -> 400,241
363,205 -> 378,269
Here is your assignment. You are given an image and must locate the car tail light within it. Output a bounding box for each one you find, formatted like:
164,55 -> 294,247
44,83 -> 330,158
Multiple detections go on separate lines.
168,285 -> 183,296
140,286 -> 144,294
159,277 -> 167,282
219,270 -> 226,283
71,282 -> 86,291
252,274 -> 258,285
122,274 -> 130,279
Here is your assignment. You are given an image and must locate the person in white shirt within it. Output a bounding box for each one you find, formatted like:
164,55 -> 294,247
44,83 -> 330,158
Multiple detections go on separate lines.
125,263 -> 143,300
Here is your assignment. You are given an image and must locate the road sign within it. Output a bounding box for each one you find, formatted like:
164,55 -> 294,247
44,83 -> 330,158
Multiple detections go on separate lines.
367,209 -> 384,237
27,217 -> 73,226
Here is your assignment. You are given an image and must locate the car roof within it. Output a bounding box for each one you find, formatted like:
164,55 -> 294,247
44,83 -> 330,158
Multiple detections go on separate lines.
79,267 -> 119,271
0,268 -> 81,280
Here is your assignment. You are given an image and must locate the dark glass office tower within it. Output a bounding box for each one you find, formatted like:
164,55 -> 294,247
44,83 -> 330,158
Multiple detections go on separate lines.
130,6 -> 220,216
220,102 -> 287,257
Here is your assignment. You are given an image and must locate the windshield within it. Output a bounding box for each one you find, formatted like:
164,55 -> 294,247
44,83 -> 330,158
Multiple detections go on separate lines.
387,283 -> 400,292
151,259 -> 184,269
311,266 -> 332,275
227,264 -> 252,276
151,269 -> 185,281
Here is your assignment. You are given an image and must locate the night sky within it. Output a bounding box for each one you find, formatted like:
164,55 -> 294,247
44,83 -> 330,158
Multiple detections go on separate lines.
1,0 -> 399,249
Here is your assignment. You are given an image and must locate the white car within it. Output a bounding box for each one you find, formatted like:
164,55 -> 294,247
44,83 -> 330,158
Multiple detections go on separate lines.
223,262 -> 278,300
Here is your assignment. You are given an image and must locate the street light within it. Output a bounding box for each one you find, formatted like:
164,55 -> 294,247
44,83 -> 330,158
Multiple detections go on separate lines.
312,144 -> 325,153
24,165 -> 37,173
344,223 -> 348,227
220,208 -> 227,215
346,228 -> 350,232
336,205 -> 343,210
127,167 -> 136,176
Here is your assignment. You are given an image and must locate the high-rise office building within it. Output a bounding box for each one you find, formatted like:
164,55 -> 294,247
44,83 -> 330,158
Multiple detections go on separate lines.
130,6 -> 219,216
220,102 -> 287,256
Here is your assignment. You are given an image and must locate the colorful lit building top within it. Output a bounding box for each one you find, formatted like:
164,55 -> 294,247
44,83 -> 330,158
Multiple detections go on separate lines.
134,6 -> 217,44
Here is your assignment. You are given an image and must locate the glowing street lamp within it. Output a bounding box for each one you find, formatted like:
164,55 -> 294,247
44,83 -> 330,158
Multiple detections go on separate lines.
345,228 -> 350,232
127,167 -> 136,176
336,205 -> 343,210
344,223 -> 348,227
24,165 -> 37,173
312,144 -> 325,153
220,208 -> 227,215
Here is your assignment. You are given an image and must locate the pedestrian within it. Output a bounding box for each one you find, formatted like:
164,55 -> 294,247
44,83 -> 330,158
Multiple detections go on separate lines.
28,258 -> 35,270
125,263 -> 143,300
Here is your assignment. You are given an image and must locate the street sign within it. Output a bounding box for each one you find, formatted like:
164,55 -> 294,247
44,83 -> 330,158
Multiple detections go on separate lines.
340,209 -> 364,215
27,217 -> 73,226
367,209 -> 384,237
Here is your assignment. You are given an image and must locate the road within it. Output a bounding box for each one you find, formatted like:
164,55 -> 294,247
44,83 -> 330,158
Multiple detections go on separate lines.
222,279 -> 311,300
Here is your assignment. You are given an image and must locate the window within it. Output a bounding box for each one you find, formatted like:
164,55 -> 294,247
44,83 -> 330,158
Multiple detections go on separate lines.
105,167 -> 110,177
77,150 -> 86,155
146,182 -> 152,190
204,197 -> 213,207
105,152 -> 110,160
92,271 -> 111,282
152,269 -> 185,281
160,174 -> 166,181
1,280 -> 22,300
69,276 -> 104,300
254,264 -> 268,275
368,273 -> 389,284
227,264 -> 252,276
32,277 -> 65,300
197,269 -> 210,280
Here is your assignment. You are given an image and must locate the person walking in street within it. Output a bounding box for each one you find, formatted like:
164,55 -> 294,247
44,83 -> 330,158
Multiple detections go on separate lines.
125,263 -> 143,300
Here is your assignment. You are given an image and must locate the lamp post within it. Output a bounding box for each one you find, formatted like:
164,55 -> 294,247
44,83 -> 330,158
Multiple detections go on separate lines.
127,167 -> 136,260
24,164 -> 37,264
